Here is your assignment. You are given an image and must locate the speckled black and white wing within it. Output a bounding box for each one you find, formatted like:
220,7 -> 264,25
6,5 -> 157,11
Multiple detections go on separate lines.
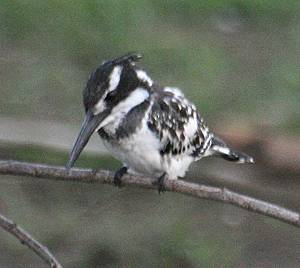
68,53 -> 254,185
147,86 -> 211,162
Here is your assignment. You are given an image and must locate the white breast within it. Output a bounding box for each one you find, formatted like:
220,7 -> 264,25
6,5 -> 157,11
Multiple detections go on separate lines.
102,110 -> 164,176
101,110 -> 195,179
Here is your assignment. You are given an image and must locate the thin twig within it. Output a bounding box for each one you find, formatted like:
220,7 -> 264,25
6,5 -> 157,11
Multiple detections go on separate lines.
0,160 -> 299,228
0,212 -> 62,268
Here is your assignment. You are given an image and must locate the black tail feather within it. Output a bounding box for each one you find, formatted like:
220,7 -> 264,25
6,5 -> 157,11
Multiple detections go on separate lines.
210,136 -> 254,164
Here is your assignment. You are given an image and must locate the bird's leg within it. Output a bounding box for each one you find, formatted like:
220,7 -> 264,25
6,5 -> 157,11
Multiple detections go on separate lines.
113,166 -> 128,187
156,172 -> 167,194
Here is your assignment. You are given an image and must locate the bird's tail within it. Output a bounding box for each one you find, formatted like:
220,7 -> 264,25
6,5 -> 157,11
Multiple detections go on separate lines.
210,135 -> 254,164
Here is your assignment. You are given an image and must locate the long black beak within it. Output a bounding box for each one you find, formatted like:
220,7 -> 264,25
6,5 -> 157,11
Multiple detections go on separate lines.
66,110 -> 108,169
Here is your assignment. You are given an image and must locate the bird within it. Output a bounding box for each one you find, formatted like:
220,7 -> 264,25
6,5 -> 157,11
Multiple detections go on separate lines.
66,53 -> 254,193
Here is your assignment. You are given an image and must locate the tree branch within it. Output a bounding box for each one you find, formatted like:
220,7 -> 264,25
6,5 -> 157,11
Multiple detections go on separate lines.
0,160 -> 299,228
0,212 -> 62,268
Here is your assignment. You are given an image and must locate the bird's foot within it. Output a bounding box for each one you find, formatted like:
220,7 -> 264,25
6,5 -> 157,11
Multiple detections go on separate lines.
156,173 -> 167,194
113,166 -> 128,187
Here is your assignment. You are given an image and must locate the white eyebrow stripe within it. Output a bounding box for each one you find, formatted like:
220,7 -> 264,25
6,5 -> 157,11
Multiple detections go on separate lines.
92,65 -> 123,115
93,99 -> 106,115
108,65 -> 123,93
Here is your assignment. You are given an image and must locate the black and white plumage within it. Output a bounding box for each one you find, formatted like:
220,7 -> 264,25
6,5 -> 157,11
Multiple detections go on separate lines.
67,53 -> 254,192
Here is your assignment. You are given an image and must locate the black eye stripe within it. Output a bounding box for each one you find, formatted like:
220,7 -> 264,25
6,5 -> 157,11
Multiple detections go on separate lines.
104,90 -> 117,101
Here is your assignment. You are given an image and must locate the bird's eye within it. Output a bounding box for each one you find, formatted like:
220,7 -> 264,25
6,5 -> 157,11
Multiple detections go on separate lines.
104,90 -> 117,102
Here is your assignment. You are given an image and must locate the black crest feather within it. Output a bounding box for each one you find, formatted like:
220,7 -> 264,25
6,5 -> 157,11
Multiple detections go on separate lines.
111,53 -> 142,65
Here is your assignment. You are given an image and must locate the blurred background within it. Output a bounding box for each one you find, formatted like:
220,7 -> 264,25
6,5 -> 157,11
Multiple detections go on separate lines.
0,1 -> 299,267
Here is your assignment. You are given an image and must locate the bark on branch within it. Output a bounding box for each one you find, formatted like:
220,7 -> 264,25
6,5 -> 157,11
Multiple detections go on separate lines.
0,160 -> 299,228
0,212 -> 62,268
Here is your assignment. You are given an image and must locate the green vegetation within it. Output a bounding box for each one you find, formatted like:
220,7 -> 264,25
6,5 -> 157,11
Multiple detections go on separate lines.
1,0 -> 299,132
1,1 -> 300,267
0,142 -> 120,170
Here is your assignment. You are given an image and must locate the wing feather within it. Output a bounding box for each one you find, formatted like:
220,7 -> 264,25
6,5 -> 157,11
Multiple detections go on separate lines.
147,87 -> 209,157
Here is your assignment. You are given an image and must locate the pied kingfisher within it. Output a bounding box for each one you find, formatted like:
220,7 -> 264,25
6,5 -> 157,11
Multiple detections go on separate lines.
67,53 -> 254,192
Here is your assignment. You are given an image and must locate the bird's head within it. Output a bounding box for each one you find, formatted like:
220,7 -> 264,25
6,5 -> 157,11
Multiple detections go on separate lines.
66,53 -> 153,168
